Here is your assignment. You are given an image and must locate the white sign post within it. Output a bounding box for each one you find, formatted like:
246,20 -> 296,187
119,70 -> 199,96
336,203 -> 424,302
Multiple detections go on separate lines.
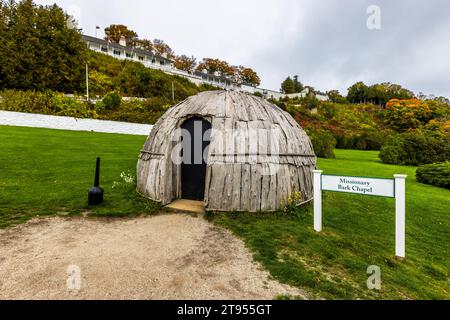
394,174 -> 407,258
313,170 -> 323,233
312,170 -> 407,259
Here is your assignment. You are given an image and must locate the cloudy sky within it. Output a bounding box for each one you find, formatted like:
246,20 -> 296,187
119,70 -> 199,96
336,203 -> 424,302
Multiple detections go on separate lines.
36,0 -> 450,97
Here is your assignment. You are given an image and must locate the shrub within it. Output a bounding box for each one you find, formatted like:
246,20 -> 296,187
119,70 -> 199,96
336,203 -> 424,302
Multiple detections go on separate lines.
335,134 -> 357,149
300,95 -> 320,110
416,162 -> 450,189
318,103 -> 337,120
96,97 -> 170,124
0,89 -> 97,118
379,132 -> 450,166
101,91 -> 121,109
355,129 -> 390,151
50,93 -> 97,118
0,89 -> 47,113
307,129 -> 336,159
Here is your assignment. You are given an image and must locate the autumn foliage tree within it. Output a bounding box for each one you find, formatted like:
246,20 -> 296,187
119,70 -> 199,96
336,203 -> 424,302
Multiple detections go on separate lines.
235,66 -> 261,86
384,99 -> 433,131
196,58 -> 235,77
384,98 -> 449,134
134,38 -> 153,51
153,39 -> 175,59
104,24 -> 138,45
173,55 -> 197,73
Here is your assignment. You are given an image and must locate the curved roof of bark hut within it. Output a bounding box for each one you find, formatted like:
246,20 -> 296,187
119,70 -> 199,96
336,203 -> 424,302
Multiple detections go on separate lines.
137,90 -> 317,212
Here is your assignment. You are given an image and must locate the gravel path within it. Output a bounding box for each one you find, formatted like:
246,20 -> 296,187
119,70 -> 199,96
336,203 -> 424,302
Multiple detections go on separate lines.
0,214 -> 306,300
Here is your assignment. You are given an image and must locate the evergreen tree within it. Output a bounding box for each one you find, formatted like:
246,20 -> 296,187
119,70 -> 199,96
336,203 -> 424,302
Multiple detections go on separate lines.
0,0 -> 87,92
293,75 -> 304,92
281,77 -> 295,94
281,75 -> 304,94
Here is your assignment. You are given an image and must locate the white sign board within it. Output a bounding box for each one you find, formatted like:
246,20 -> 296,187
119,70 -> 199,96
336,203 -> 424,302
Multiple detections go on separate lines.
313,171 -> 407,258
321,175 -> 394,198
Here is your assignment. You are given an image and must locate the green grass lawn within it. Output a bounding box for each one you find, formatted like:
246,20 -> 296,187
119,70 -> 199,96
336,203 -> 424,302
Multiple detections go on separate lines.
0,125 -> 159,228
214,150 -> 450,300
0,125 -> 448,300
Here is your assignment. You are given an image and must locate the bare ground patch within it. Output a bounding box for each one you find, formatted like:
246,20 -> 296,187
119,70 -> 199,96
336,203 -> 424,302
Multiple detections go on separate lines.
0,214 -> 307,300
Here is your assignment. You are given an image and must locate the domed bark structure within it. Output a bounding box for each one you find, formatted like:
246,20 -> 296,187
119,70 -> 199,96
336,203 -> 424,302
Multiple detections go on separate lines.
137,91 -> 317,212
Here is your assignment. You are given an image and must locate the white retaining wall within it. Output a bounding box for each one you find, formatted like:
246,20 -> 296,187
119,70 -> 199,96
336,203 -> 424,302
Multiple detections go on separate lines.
0,110 -> 153,136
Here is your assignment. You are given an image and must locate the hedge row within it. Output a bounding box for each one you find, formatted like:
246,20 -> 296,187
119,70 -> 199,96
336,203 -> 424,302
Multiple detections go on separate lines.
0,89 -> 97,118
0,89 -> 170,125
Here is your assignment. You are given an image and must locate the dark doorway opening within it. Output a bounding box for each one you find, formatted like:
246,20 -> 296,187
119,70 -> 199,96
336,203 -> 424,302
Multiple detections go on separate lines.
181,117 -> 211,201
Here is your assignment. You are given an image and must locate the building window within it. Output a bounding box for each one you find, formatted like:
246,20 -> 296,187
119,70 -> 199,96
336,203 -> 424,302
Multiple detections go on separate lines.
138,56 -> 144,61
151,58 -> 156,64
101,46 -> 108,52
113,50 -> 121,56
126,53 -> 132,58
160,60 -> 165,66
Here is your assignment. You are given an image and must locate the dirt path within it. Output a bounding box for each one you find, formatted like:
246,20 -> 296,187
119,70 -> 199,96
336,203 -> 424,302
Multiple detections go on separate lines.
0,214 -> 306,300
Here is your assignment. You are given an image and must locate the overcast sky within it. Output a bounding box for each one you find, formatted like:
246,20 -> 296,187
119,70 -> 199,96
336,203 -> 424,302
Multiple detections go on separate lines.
35,0 -> 450,97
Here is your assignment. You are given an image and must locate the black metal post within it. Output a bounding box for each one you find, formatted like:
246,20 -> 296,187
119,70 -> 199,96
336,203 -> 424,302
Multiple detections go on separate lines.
88,157 -> 104,206
94,157 -> 100,187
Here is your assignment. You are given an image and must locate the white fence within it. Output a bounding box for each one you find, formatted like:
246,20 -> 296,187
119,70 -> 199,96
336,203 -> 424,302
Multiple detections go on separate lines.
0,110 -> 153,136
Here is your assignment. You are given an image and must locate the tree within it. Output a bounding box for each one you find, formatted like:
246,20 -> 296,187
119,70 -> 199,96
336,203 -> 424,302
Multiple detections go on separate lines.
173,55 -> 197,73
347,81 -> 414,105
281,75 -> 304,93
384,99 -> 433,132
104,24 -> 138,45
134,38 -> 153,51
234,66 -> 261,86
327,90 -> 347,103
281,77 -> 295,94
153,39 -> 174,59
293,75 -> 304,92
196,58 -> 235,77
432,96 -> 450,105
0,0 -> 87,92
347,81 -> 369,103
417,92 -> 428,101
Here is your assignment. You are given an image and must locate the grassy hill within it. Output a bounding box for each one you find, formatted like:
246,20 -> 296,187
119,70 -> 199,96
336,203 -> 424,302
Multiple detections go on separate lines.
87,51 -> 217,100
0,50 -> 219,125
0,125 -> 448,299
